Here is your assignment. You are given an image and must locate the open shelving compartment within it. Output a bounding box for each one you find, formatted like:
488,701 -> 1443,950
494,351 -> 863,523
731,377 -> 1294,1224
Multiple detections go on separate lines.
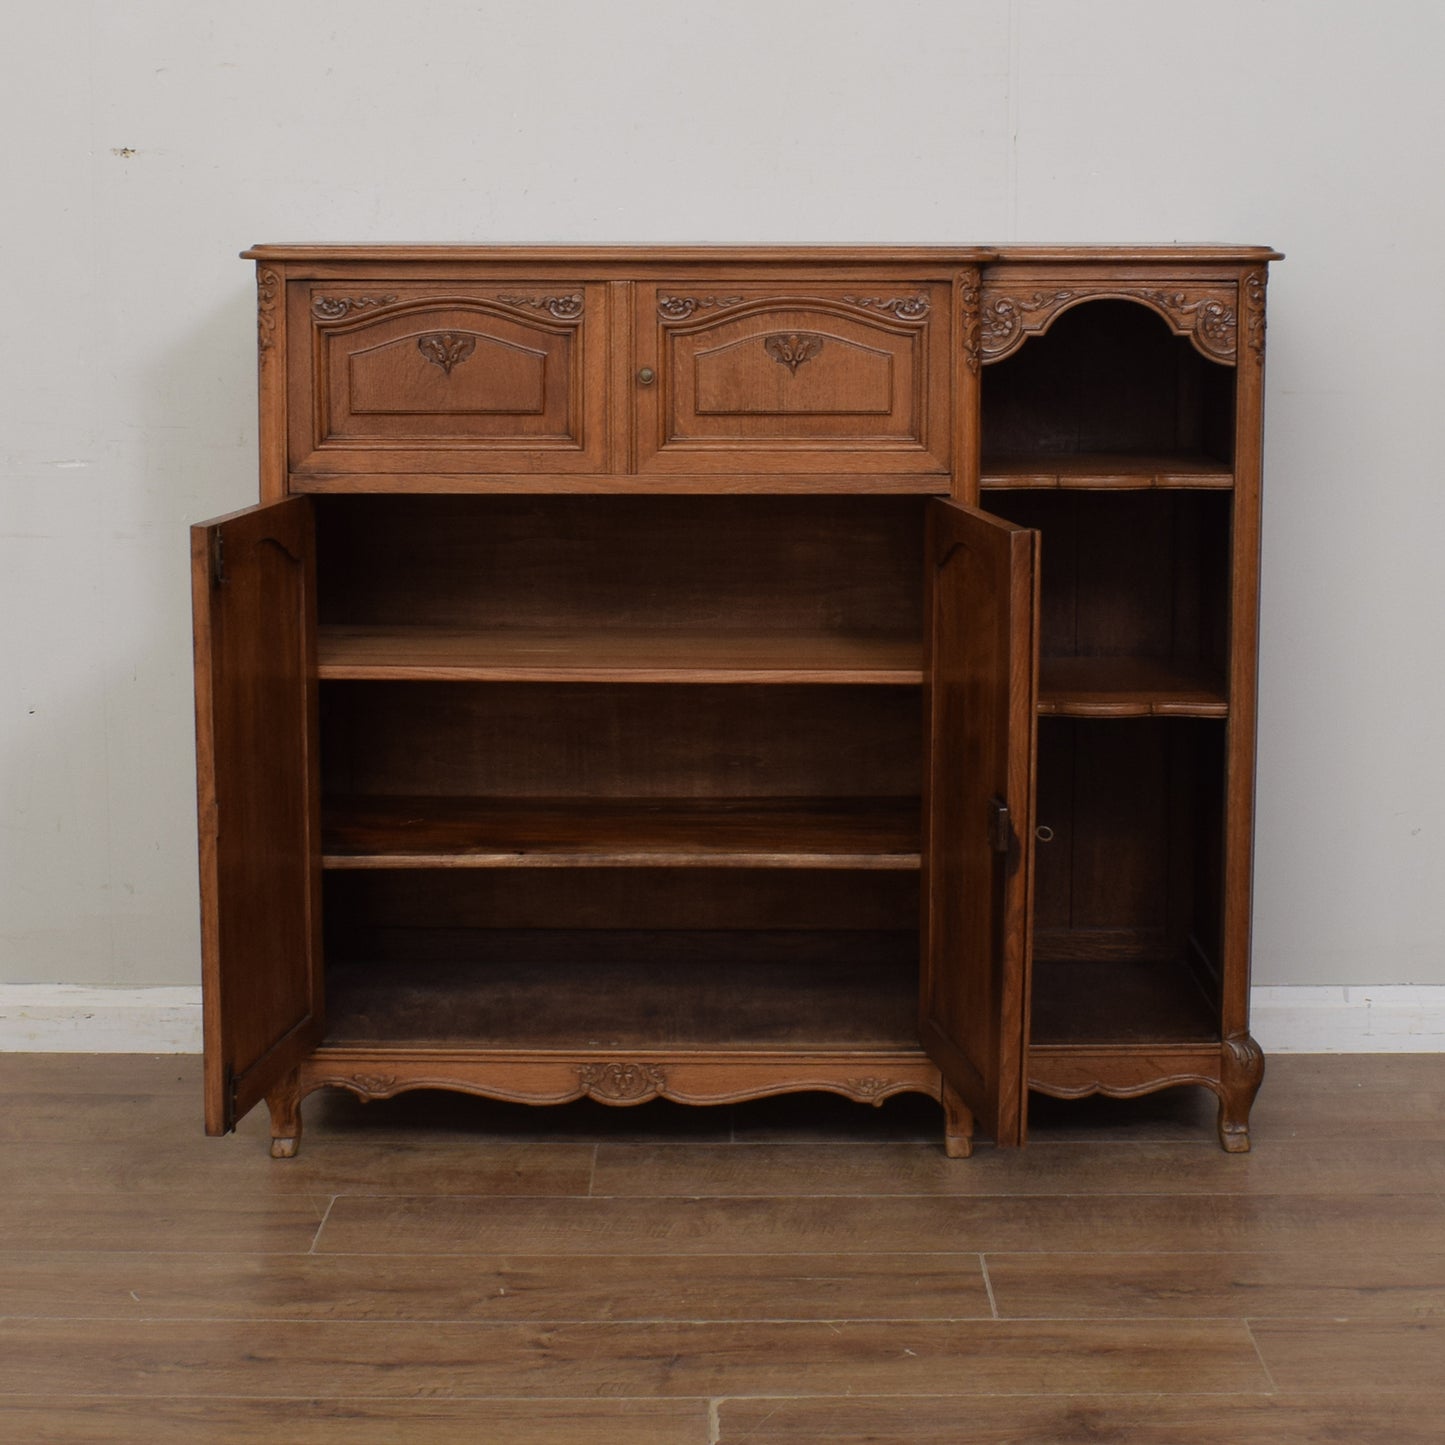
1029,716 -> 1226,1050
981,297 -> 1236,491
311,493 -> 929,1057
979,290 -> 1243,1117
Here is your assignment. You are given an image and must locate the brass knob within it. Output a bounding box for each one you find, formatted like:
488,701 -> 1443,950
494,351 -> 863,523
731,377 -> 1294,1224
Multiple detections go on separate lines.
637,367 -> 655,385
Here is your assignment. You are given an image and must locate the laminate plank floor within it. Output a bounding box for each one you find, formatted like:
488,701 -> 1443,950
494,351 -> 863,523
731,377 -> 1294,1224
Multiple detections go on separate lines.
0,1053 -> 1442,1443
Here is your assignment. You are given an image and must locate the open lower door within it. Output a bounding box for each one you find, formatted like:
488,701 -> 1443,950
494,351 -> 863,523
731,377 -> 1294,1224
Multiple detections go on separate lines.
192,497 -> 322,1134
920,499 -> 1038,1146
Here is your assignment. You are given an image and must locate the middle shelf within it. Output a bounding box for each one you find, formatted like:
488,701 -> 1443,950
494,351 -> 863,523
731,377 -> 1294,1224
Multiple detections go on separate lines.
323,795 -> 922,871
318,635 -> 1228,715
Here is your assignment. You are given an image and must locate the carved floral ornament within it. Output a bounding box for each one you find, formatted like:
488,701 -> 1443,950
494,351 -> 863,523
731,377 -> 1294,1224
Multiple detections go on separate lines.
312,294 -> 399,320
577,1062 -> 668,1101
658,294 -> 929,321
658,295 -> 745,319
495,292 -> 584,319
764,332 -> 824,373
840,294 -> 930,319
310,292 -> 584,322
417,331 -> 477,375
979,285 -> 1240,364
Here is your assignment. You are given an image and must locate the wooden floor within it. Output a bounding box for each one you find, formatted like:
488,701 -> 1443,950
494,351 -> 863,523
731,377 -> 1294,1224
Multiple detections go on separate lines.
1,1054 -> 1444,1442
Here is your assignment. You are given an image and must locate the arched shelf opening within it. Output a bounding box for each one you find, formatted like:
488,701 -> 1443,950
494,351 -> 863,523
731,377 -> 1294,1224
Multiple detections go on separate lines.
980,298 -> 1236,490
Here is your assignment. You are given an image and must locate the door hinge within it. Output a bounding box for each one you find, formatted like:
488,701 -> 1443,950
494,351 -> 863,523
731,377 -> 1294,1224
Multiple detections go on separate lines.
212,531 -> 226,585
988,796 -> 1013,855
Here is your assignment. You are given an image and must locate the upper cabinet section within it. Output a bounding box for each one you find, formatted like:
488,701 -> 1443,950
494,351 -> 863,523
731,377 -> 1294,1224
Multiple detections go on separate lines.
248,248 -> 992,494
248,246 -> 1274,495
284,282 -> 610,480
633,283 -> 953,478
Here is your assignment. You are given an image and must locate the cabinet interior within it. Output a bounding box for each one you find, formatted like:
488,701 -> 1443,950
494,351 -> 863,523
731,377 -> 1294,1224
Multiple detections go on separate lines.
323,869 -> 920,1050
981,299 -> 1236,484
1030,717 -> 1224,1046
313,494 -> 928,1051
984,489 -> 1231,713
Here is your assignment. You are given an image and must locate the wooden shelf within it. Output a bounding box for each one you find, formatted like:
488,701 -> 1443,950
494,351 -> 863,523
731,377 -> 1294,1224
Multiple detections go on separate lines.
1038,658 -> 1228,718
324,930 -> 920,1050
982,453 -> 1234,491
1030,958 -> 1219,1047
317,626 -> 923,684
323,796 -> 922,870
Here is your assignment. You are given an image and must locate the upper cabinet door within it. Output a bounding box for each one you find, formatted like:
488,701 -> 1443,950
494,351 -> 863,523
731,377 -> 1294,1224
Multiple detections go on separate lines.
287,283 -> 609,479
192,498 -> 323,1134
634,283 -> 951,479
920,500 -> 1038,1146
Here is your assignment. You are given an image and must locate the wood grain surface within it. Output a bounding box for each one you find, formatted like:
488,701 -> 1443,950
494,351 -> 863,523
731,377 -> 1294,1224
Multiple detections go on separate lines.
4,1052 -> 1441,1441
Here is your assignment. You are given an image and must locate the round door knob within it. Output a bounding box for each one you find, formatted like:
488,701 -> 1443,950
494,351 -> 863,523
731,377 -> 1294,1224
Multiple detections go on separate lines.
637,367 -> 655,385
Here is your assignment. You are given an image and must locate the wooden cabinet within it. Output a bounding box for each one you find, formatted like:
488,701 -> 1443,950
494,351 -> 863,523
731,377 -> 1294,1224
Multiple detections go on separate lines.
195,245 -> 1278,1156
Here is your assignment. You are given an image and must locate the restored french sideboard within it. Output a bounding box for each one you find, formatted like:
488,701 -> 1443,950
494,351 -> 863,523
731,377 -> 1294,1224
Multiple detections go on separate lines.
192,244 -> 1279,1156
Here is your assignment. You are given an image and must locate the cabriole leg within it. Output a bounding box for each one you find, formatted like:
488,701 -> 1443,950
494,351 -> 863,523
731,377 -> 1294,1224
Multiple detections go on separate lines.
1217,1034 -> 1265,1153
941,1080 -> 974,1159
266,1068 -> 303,1159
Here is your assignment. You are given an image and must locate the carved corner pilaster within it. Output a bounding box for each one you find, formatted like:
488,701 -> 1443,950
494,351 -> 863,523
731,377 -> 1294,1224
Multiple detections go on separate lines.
1244,269 -> 1267,367
958,278 -> 982,375
256,268 -> 281,367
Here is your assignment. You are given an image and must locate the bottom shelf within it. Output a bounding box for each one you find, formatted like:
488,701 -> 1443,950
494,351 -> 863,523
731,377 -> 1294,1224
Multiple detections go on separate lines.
1030,957 -> 1219,1047
325,929 -> 919,1051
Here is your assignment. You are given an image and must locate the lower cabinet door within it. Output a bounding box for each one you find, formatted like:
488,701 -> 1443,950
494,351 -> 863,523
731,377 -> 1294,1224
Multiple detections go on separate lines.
919,498 -> 1039,1145
192,497 -> 324,1133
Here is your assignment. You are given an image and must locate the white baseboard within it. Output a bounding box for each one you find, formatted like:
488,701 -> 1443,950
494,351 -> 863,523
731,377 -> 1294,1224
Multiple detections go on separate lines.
1,984 -> 1444,1054
0,986 -> 203,1052
1249,985 -> 1445,1053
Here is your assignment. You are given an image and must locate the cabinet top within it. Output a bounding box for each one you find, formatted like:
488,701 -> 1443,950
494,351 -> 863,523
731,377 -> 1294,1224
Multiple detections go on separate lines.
241,244 -> 1282,265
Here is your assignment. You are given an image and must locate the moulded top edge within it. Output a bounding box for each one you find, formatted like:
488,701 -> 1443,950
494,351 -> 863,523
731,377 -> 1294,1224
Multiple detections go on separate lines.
987,245 -> 1283,262
241,243 -> 1281,264
240,244 -> 1001,263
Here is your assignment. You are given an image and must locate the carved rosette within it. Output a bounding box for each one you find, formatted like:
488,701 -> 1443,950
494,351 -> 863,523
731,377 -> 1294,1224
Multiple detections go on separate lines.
417,332 -> 477,375
845,1076 -> 901,1100
1243,269 -> 1267,366
980,285 -> 1239,363
764,332 -> 824,373
495,292 -> 584,319
256,268 -> 281,363
1134,289 -> 1238,362
958,280 -> 981,375
347,1073 -> 398,1097
577,1062 -> 668,1102
980,290 -> 1077,361
841,294 -> 930,319
658,295 -> 745,319
311,294 -> 400,321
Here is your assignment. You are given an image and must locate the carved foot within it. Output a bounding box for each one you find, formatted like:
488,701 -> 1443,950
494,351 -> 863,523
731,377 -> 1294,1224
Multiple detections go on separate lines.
266,1068 -> 303,1160
1217,1033 -> 1265,1154
941,1080 -> 975,1159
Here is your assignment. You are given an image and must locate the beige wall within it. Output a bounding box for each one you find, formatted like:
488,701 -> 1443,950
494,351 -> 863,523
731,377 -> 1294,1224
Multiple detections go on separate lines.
2,0 -> 1442,987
